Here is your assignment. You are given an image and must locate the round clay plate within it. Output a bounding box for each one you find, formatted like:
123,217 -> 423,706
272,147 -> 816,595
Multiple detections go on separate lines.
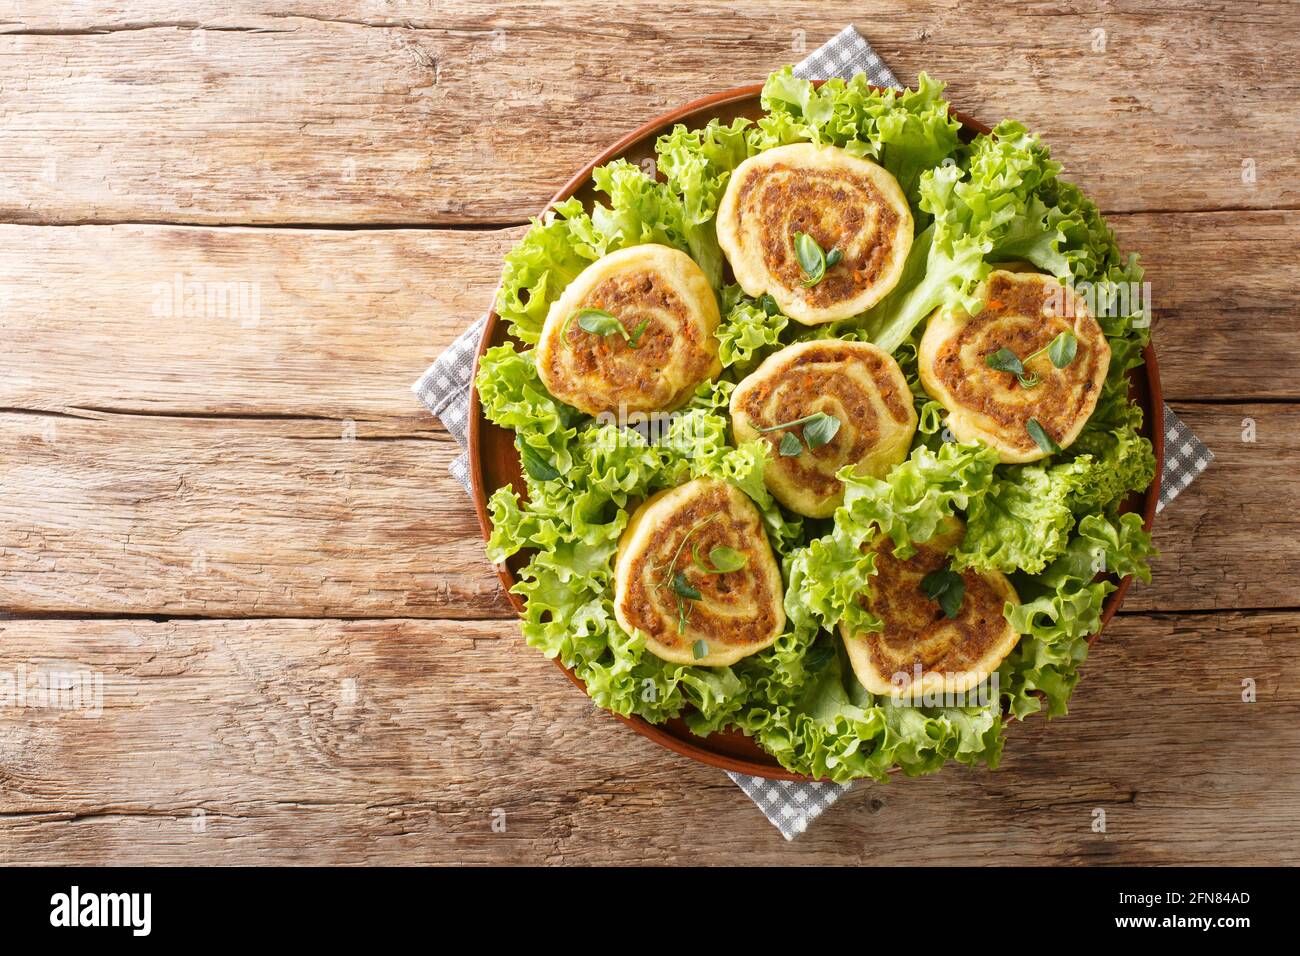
467,83 -> 1165,781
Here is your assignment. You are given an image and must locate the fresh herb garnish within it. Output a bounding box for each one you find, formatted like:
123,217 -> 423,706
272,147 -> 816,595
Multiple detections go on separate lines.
692,640 -> 710,660
985,347 -> 1025,376
1045,330 -> 1078,368
563,307 -> 648,350
660,516 -> 717,634
692,544 -> 749,574
757,293 -> 781,317
758,411 -> 842,455
920,567 -> 965,619
793,232 -> 842,287
671,571 -> 702,601
518,443 -> 560,482
802,412 -> 842,448
1026,417 -> 1062,454
984,331 -> 1078,388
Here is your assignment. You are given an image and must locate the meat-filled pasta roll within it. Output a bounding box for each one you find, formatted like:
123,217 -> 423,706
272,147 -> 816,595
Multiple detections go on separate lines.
535,243 -> 722,417
840,520 -> 1020,699
730,340 -> 917,518
919,269 -> 1110,463
614,479 -> 785,666
717,143 -> 913,325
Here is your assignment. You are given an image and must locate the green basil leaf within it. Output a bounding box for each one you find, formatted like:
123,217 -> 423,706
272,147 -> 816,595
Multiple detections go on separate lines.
803,412 -> 841,449
778,432 -> 803,457
575,308 -> 624,338
692,639 -> 709,660
627,318 -> 651,348
1048,330 -> 1078,368
793,231 -> 826,285
986,347 -> 1025,375
920,567 -> 965,619
691,543 -> 747,574
824,247 -> 843,269
1026,417 -> 1062,454
671,572 -> 702,601
518,443 -> 561,482
707,545 -> 748,573
937,581 -> 964,619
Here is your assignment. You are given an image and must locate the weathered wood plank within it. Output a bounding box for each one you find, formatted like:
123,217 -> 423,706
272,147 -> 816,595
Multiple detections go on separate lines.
1126,402 -> 1295,613
1,213 -> 1295,424
0,2 -> 1295,224
0,401 -> 1289,617
1115,209 -> 1300,401
0,612 -> 1294,864
0,410 -> 510,618
0,223 -> 521,418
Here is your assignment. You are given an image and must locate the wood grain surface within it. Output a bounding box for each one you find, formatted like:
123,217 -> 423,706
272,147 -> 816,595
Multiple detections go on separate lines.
0,2 -> 1295,865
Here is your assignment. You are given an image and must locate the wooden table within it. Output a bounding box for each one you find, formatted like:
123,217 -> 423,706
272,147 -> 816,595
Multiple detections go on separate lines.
1,2 -> 1296,865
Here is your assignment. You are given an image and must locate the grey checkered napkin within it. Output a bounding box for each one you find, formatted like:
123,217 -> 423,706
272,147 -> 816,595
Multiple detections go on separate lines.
411,25 -> 1213,841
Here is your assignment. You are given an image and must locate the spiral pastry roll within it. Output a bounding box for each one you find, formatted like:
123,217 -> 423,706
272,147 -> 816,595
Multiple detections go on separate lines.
730,340 -> 917,518
919,269 -> 1110,463
717,143 -> 913,325
614,479 -> 785,666
840,520 -> 1020,698
535,243 -> 722,417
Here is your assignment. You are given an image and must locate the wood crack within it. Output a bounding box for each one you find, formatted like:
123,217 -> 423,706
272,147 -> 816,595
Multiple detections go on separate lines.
0,21 -> 295,36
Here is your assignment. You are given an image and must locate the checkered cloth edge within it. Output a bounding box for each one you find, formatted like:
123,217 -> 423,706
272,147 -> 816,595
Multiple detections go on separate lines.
411,25 -> 1213,841
1158,411 -> 1214,513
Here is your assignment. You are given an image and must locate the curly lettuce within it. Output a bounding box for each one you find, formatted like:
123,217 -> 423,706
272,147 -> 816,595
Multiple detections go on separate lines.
714,285 -> 789,374
754,69 -> 962,205
1000,512 -> 1156,719
954,464 -> 1076,575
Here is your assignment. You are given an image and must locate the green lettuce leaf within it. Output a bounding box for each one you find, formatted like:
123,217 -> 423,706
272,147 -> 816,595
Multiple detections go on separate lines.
715,285 -> 789,373
840,440 -> 1001,559
863,120 -> 1106,356
755,69 -> 962,205
655,118 -> 757,287
476,342 -> 580,474
495,198 -> 603,346
954,464 -> 1076,575
1000,512 -> 1157,718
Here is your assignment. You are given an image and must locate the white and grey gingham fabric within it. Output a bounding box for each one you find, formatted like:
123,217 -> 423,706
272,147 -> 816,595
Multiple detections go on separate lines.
412,25 -> 1213,841
1157,411 -> 1213,513
412,312 -> 485,491
795,24 -> 902,89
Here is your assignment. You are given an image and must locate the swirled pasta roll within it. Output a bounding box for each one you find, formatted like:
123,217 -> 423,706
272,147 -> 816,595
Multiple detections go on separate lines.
840,520 -> 1020,698
730,340 -> 917,518
717,143 -> 913,325
918,269 -> 1110,463
614,479 -> 785,666
535,244 -> 722,417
